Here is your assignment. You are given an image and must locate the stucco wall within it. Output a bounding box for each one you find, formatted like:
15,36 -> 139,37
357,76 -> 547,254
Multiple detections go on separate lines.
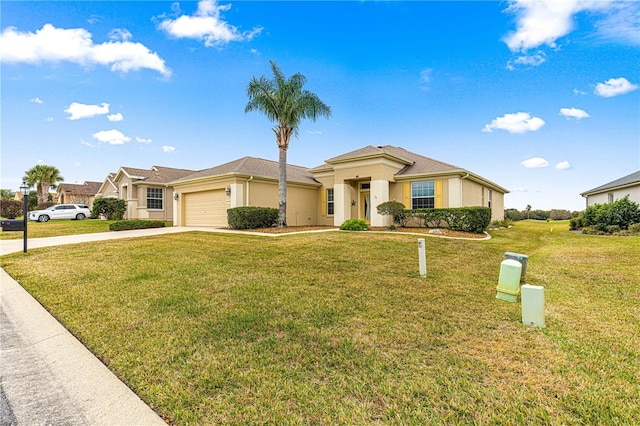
586,185 -> 640,207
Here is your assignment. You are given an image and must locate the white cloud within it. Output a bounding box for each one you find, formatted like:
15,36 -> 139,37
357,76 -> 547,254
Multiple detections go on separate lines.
45,117 -> 54,122
136,136 -> 153,143
594,77 -> 638,97
30,97 -> 43,104
306,130 -> 322,135
573,88 -> 587,96
420,68 -> 433,84
65,102 -> 109,120
108,28 -> 132,42
162,145 -> 176,153
482,112 -> 545,134
594,1 -> 640,46
0,24 -> 171,76
502,0 -> 616,52
555,161 -> 572,170
158,0 -> 262,47
107,113 -> 124,122
92,129 -> 131,145
521,157 -> 549,168
559,107 -> 590,120
507,52 -> 546,70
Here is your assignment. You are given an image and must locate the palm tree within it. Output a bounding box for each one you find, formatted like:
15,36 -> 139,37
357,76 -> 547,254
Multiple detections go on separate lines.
526,204 -> 532,220
23,164 -> 64,205
245,60 -> 331,227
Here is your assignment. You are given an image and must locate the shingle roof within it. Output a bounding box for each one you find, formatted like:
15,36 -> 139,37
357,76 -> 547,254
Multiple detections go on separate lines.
58,181 -> 102,195
120,166 -> 196,184
581,170 -> 640,196
319,145 -> 461,175
174,157 -> 318,184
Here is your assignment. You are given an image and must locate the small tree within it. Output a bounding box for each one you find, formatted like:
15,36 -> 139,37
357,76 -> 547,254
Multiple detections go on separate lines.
91,197 -> 126,220
376,201 -> 408,227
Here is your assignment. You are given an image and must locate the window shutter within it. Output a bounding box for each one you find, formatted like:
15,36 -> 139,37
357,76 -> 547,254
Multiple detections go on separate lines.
321,189 -> 327,216
403,182 -> 411,208
435,180 -> 443,208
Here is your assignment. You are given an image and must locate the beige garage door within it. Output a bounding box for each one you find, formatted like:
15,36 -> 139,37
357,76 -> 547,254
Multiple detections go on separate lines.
184,190 -> 228,227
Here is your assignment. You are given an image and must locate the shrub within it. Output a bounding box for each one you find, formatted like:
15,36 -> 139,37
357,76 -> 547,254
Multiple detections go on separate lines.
628,223 -> 640,235
91,197 -> 126,220
0,199 -> 23,218
583,196 -> 640,230
409,207 -> 490,233
376,201 -> 409,227
339,219 -> 369,231
569,216 -> 583,230
549,209 -> 572,220
227,206 -> 278,229
505,209 -> 525,221
109,220 -> 166,231
491,218 -> 513,228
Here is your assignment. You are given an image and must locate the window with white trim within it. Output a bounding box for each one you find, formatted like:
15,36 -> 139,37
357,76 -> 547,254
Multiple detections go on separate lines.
147,187 -> 163,210
326,189 -> 334,215
411,180 -> 435,209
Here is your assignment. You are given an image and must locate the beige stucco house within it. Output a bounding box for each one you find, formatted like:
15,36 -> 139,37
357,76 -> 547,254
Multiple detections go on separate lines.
96,166 -> 196,221
580,170 -> 640,207
171,145 -> 508,228
55,181 -> 102,207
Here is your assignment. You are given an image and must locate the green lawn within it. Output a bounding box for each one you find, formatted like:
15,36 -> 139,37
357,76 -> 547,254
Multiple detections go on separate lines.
1,221 -> 638,424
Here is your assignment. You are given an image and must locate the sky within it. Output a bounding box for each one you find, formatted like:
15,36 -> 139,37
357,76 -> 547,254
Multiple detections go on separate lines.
1,0 -> 639,212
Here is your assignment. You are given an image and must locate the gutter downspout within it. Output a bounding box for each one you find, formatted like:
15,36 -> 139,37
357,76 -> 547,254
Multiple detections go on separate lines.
246,176 -> 254,206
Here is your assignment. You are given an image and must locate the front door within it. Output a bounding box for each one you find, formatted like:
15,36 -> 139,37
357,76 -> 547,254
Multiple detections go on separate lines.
360,191 -> 371,224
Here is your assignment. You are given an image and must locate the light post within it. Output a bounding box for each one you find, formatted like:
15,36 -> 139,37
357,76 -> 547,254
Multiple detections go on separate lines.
20,181 -> 29,253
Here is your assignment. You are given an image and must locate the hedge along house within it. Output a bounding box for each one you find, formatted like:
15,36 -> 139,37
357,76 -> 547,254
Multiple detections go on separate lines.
171,145 -> 508,228
96,166 -> 196,221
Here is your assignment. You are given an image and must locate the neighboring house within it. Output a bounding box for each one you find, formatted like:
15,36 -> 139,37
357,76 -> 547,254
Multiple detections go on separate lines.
56,181 -> 102,207
580,170 -> 640,207
171,145 -> 508,228
98,166 -> 196,221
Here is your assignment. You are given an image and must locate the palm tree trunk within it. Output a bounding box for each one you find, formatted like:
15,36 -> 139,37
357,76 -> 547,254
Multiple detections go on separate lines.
278,146 -> 287,227
39,180 -> 49,205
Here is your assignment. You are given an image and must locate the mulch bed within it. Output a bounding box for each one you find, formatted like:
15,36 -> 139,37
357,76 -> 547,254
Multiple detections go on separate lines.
229,226 -> 487,239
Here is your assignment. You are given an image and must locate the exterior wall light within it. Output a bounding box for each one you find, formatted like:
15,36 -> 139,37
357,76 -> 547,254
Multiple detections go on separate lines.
225,186 -> 231,196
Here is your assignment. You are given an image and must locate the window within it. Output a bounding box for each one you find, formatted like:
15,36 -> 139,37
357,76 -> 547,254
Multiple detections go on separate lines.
488,189 -> 492,208
326,189 -> 334,215
608,193 -> 614,203
411,180 -> 434,209
147,188 -> 163,210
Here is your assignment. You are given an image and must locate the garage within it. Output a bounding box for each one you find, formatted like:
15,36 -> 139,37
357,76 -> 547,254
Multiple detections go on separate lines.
184,190 -> 228,227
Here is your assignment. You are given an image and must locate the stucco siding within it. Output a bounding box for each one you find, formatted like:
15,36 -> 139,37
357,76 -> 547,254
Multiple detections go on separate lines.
586,186 -> 640,207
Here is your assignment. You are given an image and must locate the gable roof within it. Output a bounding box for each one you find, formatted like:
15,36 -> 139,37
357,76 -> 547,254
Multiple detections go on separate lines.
581,170 -> 640,196
57,181 -> 102,195
173,157 -> 318,185
117,166 -> 196,184
316,145 -> 461,175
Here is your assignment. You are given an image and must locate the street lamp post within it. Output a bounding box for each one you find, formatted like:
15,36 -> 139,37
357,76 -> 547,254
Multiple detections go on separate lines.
20,181 -> 29,253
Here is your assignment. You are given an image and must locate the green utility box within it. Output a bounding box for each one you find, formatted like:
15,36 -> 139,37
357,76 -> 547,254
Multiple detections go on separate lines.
504,252 -> 528,282
496,259 -> 522,302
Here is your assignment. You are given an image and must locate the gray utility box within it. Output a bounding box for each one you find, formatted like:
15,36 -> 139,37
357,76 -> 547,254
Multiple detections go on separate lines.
504,252 -> 528,282
1,219 -> 25,232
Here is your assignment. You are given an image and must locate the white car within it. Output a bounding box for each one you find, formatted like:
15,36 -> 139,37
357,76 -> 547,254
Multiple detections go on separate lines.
28,204 -> 92,222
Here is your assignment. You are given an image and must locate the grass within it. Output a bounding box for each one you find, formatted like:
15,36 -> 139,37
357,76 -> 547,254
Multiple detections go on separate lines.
0,219 -> 172,239
1,221 -> 638,424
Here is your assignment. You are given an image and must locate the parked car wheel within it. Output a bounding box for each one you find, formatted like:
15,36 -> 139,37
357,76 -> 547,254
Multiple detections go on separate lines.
75,213 -> 86,220
38,215 -> 50,222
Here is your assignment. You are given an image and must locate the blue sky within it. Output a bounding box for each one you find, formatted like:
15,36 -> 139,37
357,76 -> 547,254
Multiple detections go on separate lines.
1,0 -> 638,211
